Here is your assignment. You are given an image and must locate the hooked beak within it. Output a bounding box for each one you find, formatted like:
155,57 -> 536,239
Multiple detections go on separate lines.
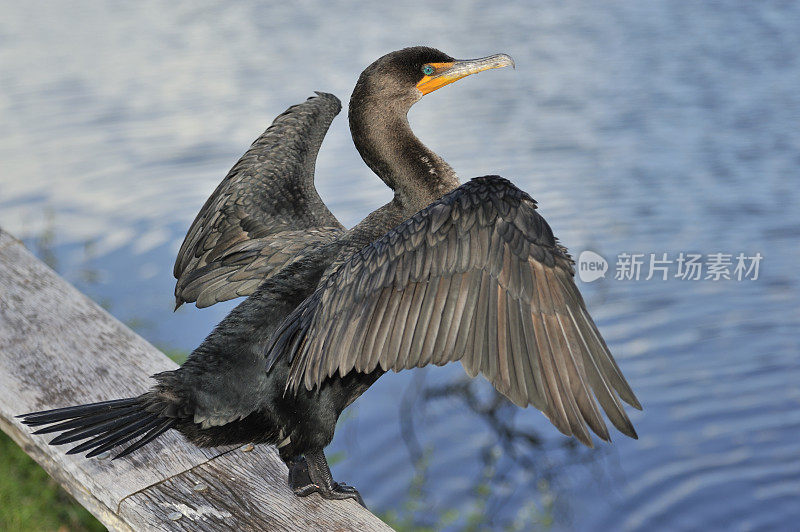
416,53 -> 515,95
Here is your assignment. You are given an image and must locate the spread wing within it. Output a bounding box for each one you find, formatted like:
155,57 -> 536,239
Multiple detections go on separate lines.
174,92 -> 345,308
267,175 -> 641,446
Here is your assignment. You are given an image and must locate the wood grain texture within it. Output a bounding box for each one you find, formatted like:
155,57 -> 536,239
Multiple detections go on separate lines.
0,228 -> 390,531
118,445 -> 387,531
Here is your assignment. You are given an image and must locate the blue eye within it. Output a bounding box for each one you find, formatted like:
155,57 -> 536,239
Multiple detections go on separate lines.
422,65 -> 435,76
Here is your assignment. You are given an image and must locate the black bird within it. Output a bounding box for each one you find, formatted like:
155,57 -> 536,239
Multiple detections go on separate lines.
19,47 -> 641,505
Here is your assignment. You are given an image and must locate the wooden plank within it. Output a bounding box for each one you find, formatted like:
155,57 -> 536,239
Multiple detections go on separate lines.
0,230 -> 223,511
0,228 -> 390,531
118,445 -> 388,531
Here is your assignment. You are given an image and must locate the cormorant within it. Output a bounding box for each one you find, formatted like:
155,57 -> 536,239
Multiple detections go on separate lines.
19,47 -> 641,506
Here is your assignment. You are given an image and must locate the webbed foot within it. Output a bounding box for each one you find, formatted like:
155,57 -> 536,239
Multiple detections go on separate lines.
286,451 -> 366,507
317,481 -> 365,507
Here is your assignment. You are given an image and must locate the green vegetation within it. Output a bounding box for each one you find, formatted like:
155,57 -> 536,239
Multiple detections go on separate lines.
0,432 -> 104,532
160,346 -> 189,365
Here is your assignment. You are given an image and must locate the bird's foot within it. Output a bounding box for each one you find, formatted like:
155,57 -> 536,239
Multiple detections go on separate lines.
318,481 -> 365,507
287,457 -> 316,496
286,454 -> 366,507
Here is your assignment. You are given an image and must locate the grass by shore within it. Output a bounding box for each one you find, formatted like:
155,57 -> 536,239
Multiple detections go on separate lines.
0,432 -> 104,532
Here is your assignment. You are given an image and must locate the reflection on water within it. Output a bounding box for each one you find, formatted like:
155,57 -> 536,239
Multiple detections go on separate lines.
391,375 -> 600,530
2,1 -> 799,530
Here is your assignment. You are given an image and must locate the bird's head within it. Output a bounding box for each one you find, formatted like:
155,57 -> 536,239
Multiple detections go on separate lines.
352,46 -> 515,110
349,47 -> 515,198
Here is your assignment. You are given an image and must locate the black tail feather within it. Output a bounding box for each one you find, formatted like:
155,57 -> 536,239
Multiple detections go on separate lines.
19,398 -> 139,426
33,405 -> 140,435
114,418 -> 175,459
84,417 -> 163,458
20,397 -> 175,459
48,410 -> 149,445
66,414 -> 159,456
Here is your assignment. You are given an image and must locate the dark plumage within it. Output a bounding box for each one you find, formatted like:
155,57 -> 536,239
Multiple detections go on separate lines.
173,92 -> 345,309
19,46 -> 641,505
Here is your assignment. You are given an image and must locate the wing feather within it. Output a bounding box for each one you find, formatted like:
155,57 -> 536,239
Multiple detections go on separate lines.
532,312 -> 570,435
431,272 -> 463,362
174,93 -> 345,308
453,270 -> 482,361
360,287 -> 392,372
518,299 -> 547,410
557,313 -> 609,441
267,176 -> 641,446
419,275 -> 450,366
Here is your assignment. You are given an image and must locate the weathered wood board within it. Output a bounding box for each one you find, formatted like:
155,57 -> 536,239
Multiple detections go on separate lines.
0,228 -> 390,531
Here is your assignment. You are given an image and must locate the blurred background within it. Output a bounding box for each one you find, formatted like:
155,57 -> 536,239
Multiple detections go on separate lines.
1,1 -> 799,530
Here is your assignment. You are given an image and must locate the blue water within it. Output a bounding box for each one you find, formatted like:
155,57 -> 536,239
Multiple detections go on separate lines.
1,2 -> 799,530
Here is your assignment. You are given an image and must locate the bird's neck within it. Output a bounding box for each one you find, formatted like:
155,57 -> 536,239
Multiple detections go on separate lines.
349,97 -> 460,216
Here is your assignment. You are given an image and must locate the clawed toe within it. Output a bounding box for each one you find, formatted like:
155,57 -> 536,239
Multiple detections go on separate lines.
303,481 -> 366,507
292,479 -> 365,507
292,483 -> 319,497
285,449 -> 367,508
329,482 -> 366,507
